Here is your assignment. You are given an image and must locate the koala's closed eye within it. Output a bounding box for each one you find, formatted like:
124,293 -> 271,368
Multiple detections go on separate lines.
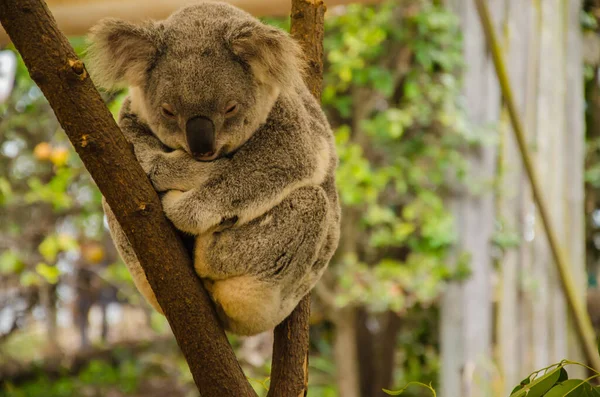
224,101 -> 238,117
161,103 -> 176,118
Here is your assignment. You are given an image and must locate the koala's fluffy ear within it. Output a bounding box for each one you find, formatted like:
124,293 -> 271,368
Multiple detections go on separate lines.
86,19 -> 163,89
228,23 -> 305,91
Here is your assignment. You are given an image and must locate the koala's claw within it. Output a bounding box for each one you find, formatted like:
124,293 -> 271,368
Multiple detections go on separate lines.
215,216 -> 239,232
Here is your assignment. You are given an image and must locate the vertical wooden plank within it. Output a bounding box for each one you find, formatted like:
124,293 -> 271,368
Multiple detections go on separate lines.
551,0 -> 569,365
440,285 -> 464,397
441,1 -> 501,395
534,0 -> 568,368
496,0 -> 588,385
497,0 -> 531,392
564,0 -> 586,311
518,0 -> 542,377
456,0 -> 588,393
530,0 -> 553,370
564,0 -> 587,377
439,6 -> 469,391
550,0 -> 567,365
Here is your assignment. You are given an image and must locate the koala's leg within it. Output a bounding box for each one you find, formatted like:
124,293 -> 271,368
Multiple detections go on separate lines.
102,198 -> 163,314
194,185 -> 331,335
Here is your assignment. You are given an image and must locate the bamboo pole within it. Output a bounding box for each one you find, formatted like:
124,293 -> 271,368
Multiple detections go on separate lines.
474,0 -> 600,371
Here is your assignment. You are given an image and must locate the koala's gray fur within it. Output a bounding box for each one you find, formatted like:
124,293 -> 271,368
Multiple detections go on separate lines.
87,1 -> 340,336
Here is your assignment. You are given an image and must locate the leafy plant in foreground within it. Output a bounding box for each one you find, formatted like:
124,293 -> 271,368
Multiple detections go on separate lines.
508,360 -> 600,397
384,381 -> 437,396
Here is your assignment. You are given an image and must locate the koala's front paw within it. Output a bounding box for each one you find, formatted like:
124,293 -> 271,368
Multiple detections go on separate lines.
134,147 -> 160,178
138,156 -> 156,177
149,151 -> 189,192
161,190 -> 222,235
147,155 -> 172,192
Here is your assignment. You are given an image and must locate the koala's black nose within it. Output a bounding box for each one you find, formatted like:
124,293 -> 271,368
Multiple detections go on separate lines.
186,116 -> 215,158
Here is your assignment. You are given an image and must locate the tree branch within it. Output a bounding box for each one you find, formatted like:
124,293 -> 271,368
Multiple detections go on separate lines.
0,1 -> 256,395
268,1 -> 325,396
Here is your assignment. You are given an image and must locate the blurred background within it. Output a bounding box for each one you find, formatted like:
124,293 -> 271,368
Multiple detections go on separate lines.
0,0 -> 599,396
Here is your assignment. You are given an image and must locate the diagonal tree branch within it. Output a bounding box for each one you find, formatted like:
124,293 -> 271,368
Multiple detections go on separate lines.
0,1 -> 256,396
268,1 -> 326,396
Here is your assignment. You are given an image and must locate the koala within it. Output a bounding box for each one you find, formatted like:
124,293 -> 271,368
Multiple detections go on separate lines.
87,2 -> 340,335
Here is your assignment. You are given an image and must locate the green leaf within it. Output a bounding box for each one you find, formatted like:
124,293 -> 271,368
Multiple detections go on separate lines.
543,380 -> 589,397
56,234 -> 78,251
108,89 -> 128,119
0,251 -> 25,274
510,366 -> 562,397
510,385 -> 523,395
0,176 -> 14,204
38,235 -> 59,262
20,271 -> 40,287
35,262 -> 60,284
558,367 -> 569,383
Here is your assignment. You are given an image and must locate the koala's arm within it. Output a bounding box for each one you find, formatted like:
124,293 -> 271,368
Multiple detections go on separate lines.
118,100 -> 164,166
161,128 -> 331,235
118,100 -> 207,192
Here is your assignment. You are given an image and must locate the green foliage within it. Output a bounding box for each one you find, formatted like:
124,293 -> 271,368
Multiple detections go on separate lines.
0,39 -> 135,294
324,0 -> 479,314
1,359 -> 142,397
25,167 -> 75,210
491,218 -> 521,257
0,250 -> 25,275
38,233 -> 78,263
586,136 -> 600,189
581,10 -> 599,31
509,361 -> 600,397
383,381 -> 436,396
34,262 -> 60,284
333,251 -> 469,312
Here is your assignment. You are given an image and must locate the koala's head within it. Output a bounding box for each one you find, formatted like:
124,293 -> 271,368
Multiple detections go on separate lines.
86,2 -> 304,160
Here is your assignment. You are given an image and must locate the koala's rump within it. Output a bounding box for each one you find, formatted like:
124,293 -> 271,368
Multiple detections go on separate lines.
193,185 -> 334,335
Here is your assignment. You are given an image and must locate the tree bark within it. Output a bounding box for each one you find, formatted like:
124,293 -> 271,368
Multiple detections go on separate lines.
290,0 -> 325,100
267,1 -> 325,397
40,282 -> 60,353
333,307 -> 360,397
355,310 -> 401,397
0,1 -> 256,396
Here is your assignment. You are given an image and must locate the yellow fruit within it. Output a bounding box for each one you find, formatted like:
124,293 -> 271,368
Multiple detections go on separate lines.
33,142 -> 52,160
50,147 -> 69,166
82,243 -> 105,264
